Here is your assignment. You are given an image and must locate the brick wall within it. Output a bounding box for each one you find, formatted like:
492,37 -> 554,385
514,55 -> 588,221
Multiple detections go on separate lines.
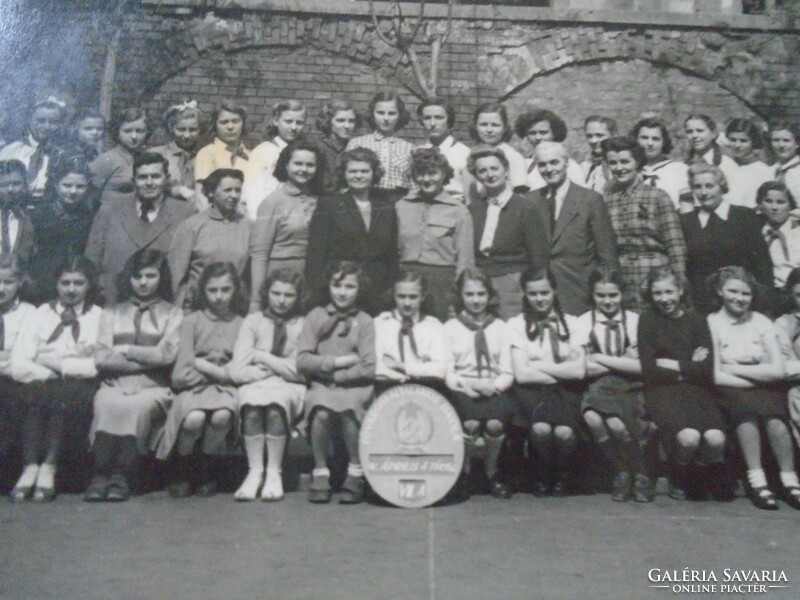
1,2 -> 797,163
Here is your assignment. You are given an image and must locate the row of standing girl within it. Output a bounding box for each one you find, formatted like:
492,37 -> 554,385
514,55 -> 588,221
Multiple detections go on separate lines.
3,246 -> 800,511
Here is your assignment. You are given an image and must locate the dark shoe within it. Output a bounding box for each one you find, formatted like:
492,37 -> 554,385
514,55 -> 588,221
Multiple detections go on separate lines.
83,476 -> 109,502
749,486 -> 779,511
551,474 -> 568,498
783,486 -> 800,510
168,480 -> 193,498
633,473 -> 656,503
338,475 -> 366,505
32,485 -> 55,503
611,471 -> 632,502
105,474 -> 131,502
308,473 -> 332,504
489,475 -> 512,499
532,479 -> 551,497
194,479 -> 218,498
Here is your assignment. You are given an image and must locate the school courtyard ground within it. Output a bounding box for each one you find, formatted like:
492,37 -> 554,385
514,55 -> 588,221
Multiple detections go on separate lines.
1,483 -> 798,600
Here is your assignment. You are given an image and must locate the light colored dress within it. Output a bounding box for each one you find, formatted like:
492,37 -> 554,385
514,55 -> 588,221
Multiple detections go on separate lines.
91,300 -> 182,453
230,312 -> 306,426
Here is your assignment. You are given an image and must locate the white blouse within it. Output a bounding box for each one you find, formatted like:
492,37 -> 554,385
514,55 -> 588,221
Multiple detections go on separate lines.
374,311 -> 449,382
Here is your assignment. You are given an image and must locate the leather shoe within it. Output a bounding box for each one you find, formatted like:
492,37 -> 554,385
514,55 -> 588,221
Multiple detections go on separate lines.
339,475 -> 366,505
611,472 -> 631,502
633,474 -> 656,503
105,474 -> 131,502
489,476 -> 512,499
83,476 -> 109,502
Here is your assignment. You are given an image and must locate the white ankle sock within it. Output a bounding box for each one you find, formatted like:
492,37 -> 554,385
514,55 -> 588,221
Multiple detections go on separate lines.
780,471 -> 800,489
313,467 -> 330,479
747,468 -> 767,489
347,463 -> 364,478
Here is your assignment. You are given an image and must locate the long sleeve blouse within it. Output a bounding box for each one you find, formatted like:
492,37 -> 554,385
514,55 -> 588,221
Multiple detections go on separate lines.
11,301 -> 103,383
637,310 -> 714,387
229,313 -> 305,385
373,311 -> 449,381
296,305 -> 375,386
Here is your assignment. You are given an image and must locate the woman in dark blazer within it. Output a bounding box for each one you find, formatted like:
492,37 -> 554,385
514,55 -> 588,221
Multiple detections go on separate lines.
680,162 -> 772,314
305,147 -> 398,314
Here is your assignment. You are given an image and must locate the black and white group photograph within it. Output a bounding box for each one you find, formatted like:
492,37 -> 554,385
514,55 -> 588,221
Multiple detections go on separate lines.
0,0 -> 798,598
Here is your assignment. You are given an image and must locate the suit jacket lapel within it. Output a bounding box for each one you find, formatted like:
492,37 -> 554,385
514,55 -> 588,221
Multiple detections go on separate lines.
552,186 -> 579,244
339,192 -> 369,240
119,198 -> 173,249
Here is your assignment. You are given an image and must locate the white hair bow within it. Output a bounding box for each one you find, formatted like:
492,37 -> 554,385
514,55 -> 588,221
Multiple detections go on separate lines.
170,100 -> 198,113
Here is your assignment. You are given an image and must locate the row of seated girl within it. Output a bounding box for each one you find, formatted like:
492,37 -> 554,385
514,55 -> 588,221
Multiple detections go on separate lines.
2,249 -> 799,512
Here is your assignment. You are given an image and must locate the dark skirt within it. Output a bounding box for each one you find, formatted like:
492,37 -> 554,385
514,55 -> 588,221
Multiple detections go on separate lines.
0,378 -> 25,455
581,374 -> 644,437
448,390 -> 514,423
716,385 -> 789,425
644,382 -> 725,443
515,382 -> 586,438
24,378 -> 99,460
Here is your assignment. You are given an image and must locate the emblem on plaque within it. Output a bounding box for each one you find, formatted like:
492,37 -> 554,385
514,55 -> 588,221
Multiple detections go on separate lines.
360,384 -> 464,508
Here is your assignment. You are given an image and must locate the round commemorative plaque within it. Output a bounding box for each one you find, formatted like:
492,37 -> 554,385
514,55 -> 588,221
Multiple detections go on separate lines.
360,384 -> 464,508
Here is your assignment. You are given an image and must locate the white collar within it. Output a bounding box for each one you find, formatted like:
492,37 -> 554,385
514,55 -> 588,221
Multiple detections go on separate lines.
26,134 -> 40,149
392,310 -> 420,324
595,310 -> 623,324
274,137 -> 288,150
548,178 -> 570,202
488,186 -> 513,208
56,301 -> 85,315
778,155 -> 800,172
699,200 -> 730,221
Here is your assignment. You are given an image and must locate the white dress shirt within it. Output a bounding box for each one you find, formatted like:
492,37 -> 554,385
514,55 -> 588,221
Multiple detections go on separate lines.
478,186 -> 513,255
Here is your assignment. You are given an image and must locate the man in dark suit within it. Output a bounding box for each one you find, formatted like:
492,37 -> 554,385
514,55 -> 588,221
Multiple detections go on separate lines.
85,152 -> 195,303
530,141 -> 619,315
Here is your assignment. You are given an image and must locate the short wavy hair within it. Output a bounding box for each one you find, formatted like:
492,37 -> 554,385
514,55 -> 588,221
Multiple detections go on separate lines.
629,118 -> 673,156
469,102 -> 512,143
514,109 -> 568,143
410,147 -> 454,183
366,91 -> 410,132
316,99 -> 361,137
338,147 -> 383,188
273,140 -> 326,196
466,146 -> 510,177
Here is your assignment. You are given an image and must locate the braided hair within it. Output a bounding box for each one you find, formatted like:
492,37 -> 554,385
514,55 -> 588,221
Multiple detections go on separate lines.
519,267 -> 570,343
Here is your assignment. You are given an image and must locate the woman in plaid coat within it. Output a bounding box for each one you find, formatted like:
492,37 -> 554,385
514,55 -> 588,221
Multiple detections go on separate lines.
602,137 -> 687,312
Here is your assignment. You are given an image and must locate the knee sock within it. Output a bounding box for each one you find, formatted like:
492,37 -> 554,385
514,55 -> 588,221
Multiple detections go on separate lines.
597,438 -> 625,472
621,438 -> 645,475
780,471 -> 800,489
747,468 -> 767,489
462,433 -> 478,475
554,439 -> 577,473
484,434 -> 505,480
117,437 -> 138,477
243,434 -> 266,474
92,433 -> 116,477
265,434 -> 286,474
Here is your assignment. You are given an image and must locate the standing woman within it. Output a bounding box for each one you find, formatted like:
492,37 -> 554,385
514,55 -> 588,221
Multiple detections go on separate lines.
769,122 -> 800,202
601,136 -> 687,312
10,257 -> 104,502
314,99 -> 359,195
249,140 -> 325,313
306,147 -> 397,314
150,100 -> 203,204
444,268 -> 514,499
707,267 -> 799,510
513,108 -> 583,191
85,249 -> 182,502
157,262 -> 245,497
168,168 -> 252,310
723,118 -> 773,209
296,261 -> 375,504
467,147 -> 545,319
230,269 -> 307,502
683,114 -> 737,194
29,157 -> 96,304
638,267 -> 728,501
347,90 -> 414,203
631,118 -> 689,210
245,100 -> 307,219
758,182 -> 800,307
465,103 -> 528,203
680,163 -> 772,315
194,100 -> 252,212
90,107 -> 148,206
395,147 -> 474,321
508,268 -> 586,497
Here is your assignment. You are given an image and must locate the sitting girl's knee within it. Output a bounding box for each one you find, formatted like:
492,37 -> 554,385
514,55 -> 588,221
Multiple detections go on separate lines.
209,410 -> 232,429
676,428 -> 701,449
484,419 -> 504,437
703,429 -> 725,448
531,422 -> 552,438
463,420 -> 481,437
553,425 -> 574,442
182,411 -> 206,434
